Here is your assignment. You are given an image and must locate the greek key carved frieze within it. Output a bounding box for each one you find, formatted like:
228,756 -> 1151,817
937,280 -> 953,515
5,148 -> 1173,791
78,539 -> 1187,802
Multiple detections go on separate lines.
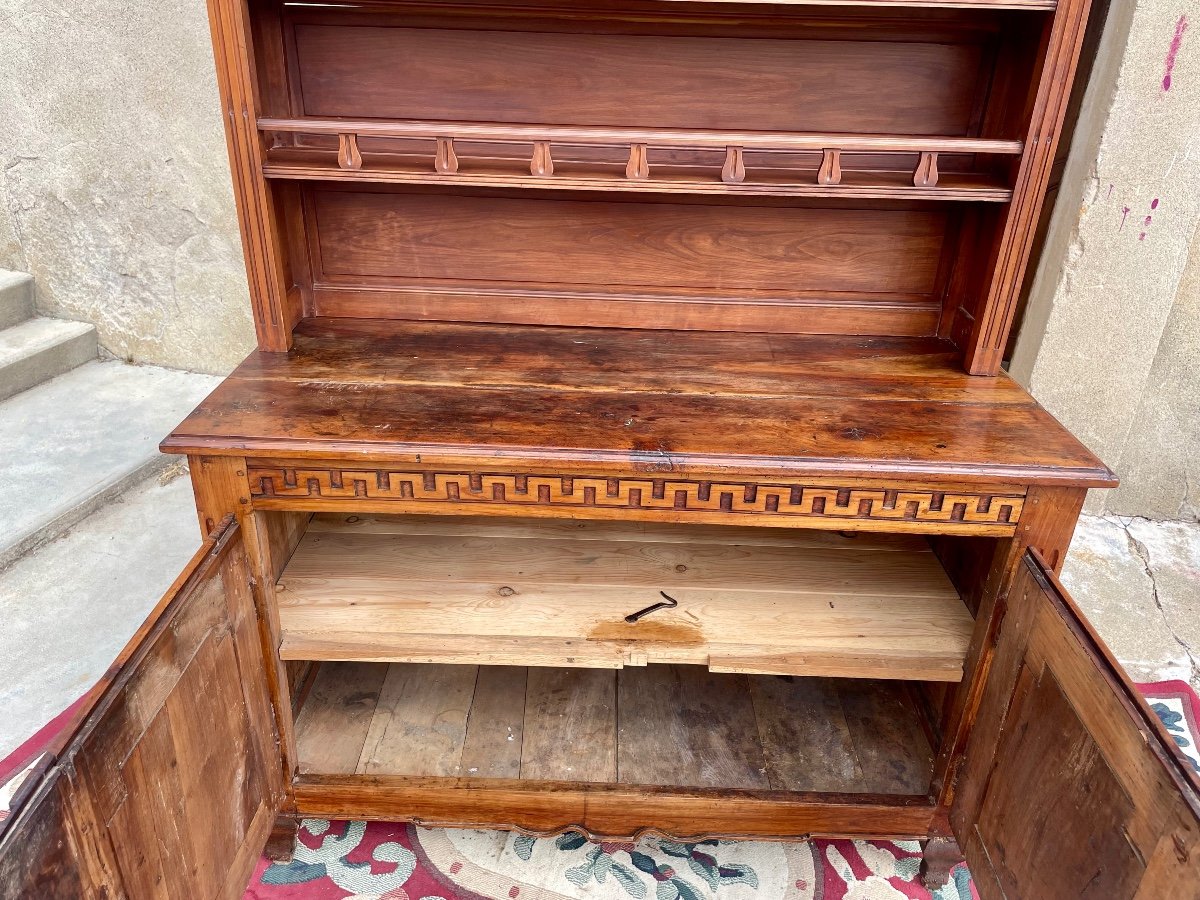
247,466 -> 1024,530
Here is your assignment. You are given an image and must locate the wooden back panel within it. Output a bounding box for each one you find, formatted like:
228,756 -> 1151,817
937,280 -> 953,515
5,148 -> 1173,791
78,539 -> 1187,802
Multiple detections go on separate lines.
309,188 -> 948,334
268,3 -> 1021,337
290,17 -> 987,135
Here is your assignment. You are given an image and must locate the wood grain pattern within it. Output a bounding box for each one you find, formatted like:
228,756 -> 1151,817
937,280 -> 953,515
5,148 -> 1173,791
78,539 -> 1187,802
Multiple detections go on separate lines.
303,511 -> 933,551
264,117 -> 1025,155
936,485 -> 1086,815
293,773 -> 937,842
295,663 -> 934,798
265,153 -> 1013,203
617,666 -> 768,790
358,664 -> 477,776
522,668 -> 618,783
962,0 -> 1096,374
460,666 -> 527,779
275,514 -> 972,680
205,0 -> 298,351
750,676 -> 864,792
260,117 -> 1018,201
160,320 -> 1116,491
311,189 -> 947,295
954,554 -> 1200,897
291,24 -> 984,135
0,520 -> 282,898
210,0 -> 1098,369
294,662 -> 386,774
254,466 -> 1025,535
837,681 -> 935,793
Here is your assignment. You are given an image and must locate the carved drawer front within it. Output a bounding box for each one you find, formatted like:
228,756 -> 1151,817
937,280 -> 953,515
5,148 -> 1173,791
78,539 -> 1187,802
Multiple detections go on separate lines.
247,463 -> 1024,535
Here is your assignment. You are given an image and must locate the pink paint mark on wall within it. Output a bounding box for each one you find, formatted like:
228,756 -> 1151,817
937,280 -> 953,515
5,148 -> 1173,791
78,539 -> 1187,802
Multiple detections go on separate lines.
1163,15 -> 1189,91
1141,199 -> 1160,237
1107,183 -> 1115,200
1120,206 -> 1131,231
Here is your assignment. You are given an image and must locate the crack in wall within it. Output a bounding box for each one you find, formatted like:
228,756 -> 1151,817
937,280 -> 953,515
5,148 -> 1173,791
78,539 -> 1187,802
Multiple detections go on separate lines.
1119,515 -> 1200,686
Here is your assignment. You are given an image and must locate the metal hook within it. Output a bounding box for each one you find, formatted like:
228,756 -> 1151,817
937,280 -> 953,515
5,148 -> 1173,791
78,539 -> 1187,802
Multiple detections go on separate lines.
625,591 -> 679,623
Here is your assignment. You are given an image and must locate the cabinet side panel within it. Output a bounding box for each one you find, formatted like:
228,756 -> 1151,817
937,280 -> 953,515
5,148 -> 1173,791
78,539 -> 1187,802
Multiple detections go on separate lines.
208,0 -> 300,350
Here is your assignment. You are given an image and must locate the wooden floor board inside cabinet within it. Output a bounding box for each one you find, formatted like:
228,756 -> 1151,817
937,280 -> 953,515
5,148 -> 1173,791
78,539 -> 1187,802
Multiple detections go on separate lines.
294,662 -> 935,796
276,514 -> 973,682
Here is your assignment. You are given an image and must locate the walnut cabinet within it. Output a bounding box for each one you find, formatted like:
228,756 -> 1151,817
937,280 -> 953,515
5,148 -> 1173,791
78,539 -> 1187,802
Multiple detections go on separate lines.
3,1 -> 1200,897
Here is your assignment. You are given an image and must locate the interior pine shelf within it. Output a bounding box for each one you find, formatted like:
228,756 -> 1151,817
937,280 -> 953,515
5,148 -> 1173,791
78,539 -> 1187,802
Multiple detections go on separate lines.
259,118 -> 1020,202
275,514 -> 973,682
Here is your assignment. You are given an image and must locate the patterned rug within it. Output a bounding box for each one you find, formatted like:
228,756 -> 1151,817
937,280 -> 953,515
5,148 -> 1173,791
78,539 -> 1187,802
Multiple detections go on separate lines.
244,680 -> 1200,900
3,681 -> 1197,900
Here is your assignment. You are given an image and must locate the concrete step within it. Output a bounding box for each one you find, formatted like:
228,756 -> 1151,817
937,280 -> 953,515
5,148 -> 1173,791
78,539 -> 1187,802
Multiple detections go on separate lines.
0,271 -> 34,330
0,359 -> 222,569
0,471 -> 206,758
0,317 -> 98,403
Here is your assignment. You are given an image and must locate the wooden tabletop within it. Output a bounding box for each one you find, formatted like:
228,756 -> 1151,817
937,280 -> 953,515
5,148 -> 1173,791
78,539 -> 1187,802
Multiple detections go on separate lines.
162,318 -> 1116,488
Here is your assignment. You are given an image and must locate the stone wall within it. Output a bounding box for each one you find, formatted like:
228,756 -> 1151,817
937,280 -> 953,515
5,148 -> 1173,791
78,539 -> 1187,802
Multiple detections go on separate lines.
0,0 -> 254,374
1011,0 -> 1199,521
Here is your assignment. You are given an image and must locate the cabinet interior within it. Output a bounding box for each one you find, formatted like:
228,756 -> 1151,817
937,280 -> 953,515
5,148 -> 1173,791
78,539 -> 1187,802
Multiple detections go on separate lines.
267,511 -> 985,799
293,662 -> 936,795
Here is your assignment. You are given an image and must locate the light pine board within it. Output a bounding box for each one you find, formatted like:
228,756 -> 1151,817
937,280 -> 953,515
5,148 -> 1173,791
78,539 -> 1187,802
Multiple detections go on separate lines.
295,663 -> 934,795
278,514 -> 971,681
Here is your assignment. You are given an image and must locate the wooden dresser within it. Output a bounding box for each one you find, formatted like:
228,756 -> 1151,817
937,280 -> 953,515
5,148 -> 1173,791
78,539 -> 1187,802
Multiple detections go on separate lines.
4,1 -> 1199,897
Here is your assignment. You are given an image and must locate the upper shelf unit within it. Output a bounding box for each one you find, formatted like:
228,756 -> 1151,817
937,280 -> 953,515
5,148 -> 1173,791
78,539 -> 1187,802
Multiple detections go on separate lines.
259,118 -> 1022,202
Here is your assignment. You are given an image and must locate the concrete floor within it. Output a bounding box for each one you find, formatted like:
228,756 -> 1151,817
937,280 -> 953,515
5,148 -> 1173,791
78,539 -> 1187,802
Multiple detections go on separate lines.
0,501 -> 1197,760
0,467 -> 204,759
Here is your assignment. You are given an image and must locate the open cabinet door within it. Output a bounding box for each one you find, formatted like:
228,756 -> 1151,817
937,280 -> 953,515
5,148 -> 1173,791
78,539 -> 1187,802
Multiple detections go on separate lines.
952,550 -> 1200,898
0,516 -> 284,898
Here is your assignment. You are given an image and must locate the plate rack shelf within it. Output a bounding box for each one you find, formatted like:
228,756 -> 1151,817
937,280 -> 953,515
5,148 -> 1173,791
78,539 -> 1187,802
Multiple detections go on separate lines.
260,118 -> 1022,201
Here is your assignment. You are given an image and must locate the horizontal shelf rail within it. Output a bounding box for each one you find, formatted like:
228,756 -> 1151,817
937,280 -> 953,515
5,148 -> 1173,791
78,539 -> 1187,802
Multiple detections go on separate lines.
259,117 -> 1021,199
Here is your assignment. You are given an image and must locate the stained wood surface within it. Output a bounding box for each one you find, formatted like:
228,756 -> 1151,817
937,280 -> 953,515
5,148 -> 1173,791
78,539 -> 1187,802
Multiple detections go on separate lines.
0,520 -> 282,898
358,664 -> 477,776
459,665 -> 527,779
275,513 -> 973,681
294,773 -> 938,842
312,189 -> 946,294
295,662 -> 935,797
292,661 -> 386,775
162,319 -> 1116,489
617,666 -> 768,790
954,553 -> 1200,898
291,23 -> 984,134
522,668 -> 618,783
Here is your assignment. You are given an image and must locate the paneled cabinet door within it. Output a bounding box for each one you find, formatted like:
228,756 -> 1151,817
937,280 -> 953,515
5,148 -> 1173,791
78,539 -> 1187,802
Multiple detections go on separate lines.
0,517 -> 283,899
953,551 -> 1200,899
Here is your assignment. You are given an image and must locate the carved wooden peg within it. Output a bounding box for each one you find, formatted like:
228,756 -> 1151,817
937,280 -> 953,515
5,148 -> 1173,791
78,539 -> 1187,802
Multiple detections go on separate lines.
337,133 -> 362,171
914,151 -> 939,187
626,143 -> 649,180
721,146 -> 745,184
531,141 -> 554,177
817,148 -> 842,185
435,137 -> 459,175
